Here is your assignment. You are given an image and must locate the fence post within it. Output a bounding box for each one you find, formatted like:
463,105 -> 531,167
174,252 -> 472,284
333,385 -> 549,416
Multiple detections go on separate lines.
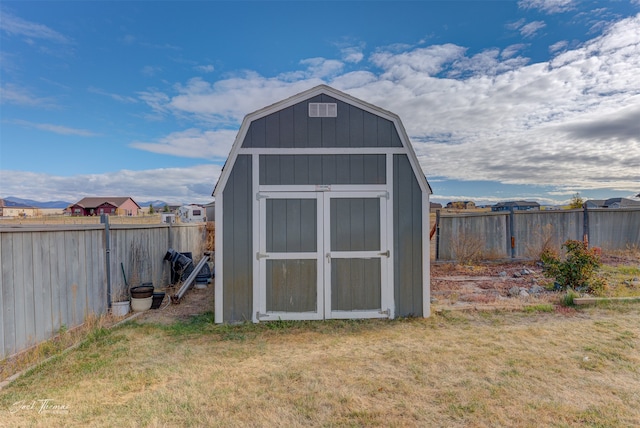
509,208 -> 515,259
435,209 -> 441,260
101,214 -> 112,309
583,203 -> 589,247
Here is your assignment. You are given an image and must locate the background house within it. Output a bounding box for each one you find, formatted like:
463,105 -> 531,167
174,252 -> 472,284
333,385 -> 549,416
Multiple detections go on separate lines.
0,199 -> 64,217
68,197 -> 141,216
586,198 -> 640,209
492,201 -> 540,212
204,201 -> 215,222
446,201 -> 476,209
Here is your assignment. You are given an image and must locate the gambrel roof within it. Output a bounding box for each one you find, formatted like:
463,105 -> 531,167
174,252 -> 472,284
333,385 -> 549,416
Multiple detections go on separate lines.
213,85 -> 431,196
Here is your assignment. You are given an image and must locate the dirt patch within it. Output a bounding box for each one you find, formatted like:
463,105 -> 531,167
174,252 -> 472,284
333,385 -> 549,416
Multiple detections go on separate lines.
131,252 -> 640,321
432,250 -> 640,311
135,283 -> 215,325
431,261 -> 558,310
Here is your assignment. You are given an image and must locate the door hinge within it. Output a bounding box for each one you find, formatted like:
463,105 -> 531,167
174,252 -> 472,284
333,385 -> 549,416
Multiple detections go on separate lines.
256,193 -> 268,200
378,250 -> 390,258
378,191 -> 389,200
256,311 -> 269,320
256,252 -> 269,260
379,308 -> 390,317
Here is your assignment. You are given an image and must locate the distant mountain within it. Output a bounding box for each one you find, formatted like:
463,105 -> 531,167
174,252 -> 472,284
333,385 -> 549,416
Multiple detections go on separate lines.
139,200 -> 169,208
2,196 -> 71,209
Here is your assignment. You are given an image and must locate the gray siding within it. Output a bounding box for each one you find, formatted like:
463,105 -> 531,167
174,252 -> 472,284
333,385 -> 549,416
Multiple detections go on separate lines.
260,154 -> 386,185
243,95 -> 402,148
222,155 -> 253,322
393,154 -> 423,317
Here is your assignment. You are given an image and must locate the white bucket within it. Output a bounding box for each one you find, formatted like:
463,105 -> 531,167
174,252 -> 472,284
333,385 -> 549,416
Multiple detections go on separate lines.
112,301 -> 130,317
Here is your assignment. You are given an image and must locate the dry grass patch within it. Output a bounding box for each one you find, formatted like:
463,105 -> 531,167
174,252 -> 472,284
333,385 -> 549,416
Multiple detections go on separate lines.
1,308 -> 640,427
0,314 -> 112,383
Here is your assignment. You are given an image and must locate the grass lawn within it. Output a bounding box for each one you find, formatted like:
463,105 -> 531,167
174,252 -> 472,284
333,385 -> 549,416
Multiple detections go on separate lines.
1,303 -> 639,427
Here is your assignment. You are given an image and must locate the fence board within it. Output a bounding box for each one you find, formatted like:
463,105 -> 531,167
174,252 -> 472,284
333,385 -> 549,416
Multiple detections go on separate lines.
0,234 -> 5,357
2,234 -> 16,355
65,231 -> 79,326
437,208 -> 640,261
589,209 -> 640,249
14,234 -> 28,354
21,233 -> 37,348
0,223 -> 205,359
53,230 -> 65,333
32,231 -> 46,343
40,232 -> 54,341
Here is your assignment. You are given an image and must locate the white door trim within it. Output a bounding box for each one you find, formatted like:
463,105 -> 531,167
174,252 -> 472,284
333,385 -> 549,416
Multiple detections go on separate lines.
255,191 -> 324,321
323,191 -> 391,320
254,190 -> 393,322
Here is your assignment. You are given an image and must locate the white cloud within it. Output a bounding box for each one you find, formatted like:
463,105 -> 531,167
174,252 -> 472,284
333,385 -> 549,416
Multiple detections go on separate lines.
549,40 -> 569,53
518,0 -> 575,14
341,46 -> 364,64
0,165 -> 220,205
520,21 -> 547,38
299,57 -> 344,78
0,11 -> 70,43
9,119 -> 99,136
88,86 -> 138,104
141,65 -> 162,77
501,44 -> 527,59
448,48 -> 529,77
194,64 -> 215,73
0,83 -> 57,108
127,13 -> 640,201
371,44 -> 466,77
130,128 -> 236,159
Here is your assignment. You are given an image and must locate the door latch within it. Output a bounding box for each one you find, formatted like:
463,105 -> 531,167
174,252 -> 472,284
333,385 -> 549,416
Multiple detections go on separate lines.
326,253 -> 331,264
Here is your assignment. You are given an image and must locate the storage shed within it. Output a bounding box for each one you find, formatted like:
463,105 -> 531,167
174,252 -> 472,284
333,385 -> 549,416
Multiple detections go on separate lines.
213,85 -> 431,323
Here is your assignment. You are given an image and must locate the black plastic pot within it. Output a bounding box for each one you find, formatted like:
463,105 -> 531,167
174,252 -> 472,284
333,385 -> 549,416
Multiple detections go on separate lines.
130,285 -> 154,299
151,292 -> 166,309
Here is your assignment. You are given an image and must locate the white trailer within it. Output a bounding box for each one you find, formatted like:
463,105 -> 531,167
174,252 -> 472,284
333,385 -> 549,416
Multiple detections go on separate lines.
177,205 -> 206,223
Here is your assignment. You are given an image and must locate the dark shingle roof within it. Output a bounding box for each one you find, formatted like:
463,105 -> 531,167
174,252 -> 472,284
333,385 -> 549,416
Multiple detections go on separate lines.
71,197 -> 140,209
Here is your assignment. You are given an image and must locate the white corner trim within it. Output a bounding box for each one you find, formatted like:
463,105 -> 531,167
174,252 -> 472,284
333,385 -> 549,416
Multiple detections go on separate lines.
422,192 -> 431,318
214,194 -> 224,323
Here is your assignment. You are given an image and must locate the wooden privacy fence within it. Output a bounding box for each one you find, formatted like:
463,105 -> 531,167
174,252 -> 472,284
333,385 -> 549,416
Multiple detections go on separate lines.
435,207 -> 640,261
0,220 -> 206,359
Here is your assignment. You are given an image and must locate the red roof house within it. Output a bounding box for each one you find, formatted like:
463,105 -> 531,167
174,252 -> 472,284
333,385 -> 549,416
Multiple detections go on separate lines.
68,197 -> 141,216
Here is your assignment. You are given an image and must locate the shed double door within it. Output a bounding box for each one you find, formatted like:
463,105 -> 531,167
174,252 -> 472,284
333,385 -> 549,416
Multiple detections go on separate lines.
256,191 -> 390,321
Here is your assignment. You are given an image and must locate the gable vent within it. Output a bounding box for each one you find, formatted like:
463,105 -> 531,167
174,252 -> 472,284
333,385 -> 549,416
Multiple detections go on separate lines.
309,103 -> 337,117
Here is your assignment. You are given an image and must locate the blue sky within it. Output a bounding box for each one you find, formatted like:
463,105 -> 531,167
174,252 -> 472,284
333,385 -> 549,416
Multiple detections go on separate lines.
1,0 -> 639,206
